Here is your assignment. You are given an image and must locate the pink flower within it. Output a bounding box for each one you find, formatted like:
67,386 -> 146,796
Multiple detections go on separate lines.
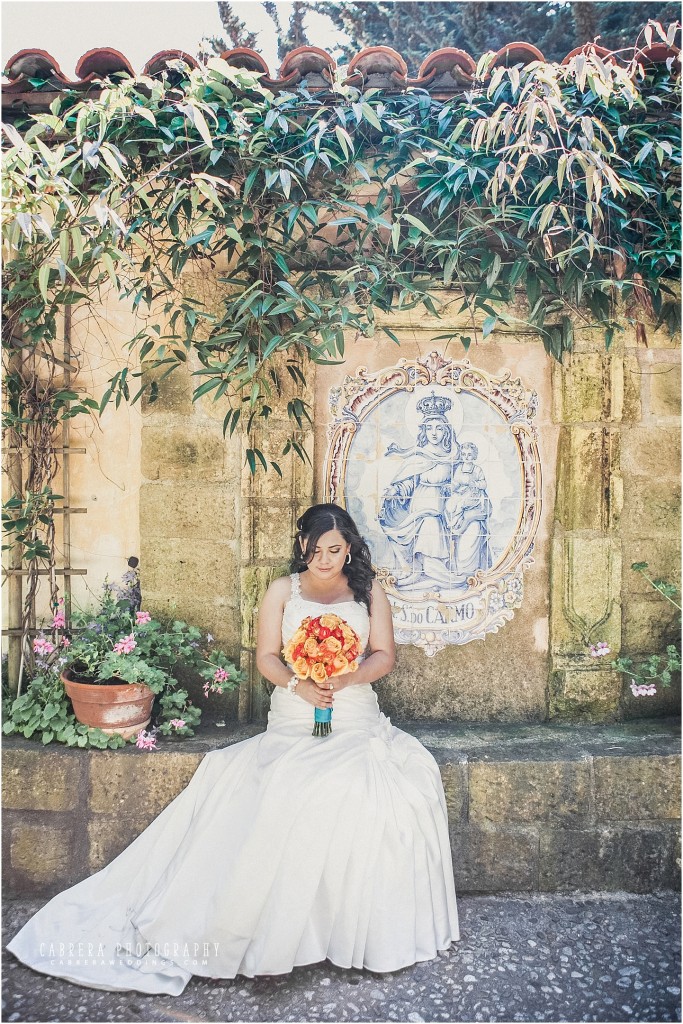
33,637 -> 55,656
61,637 -> 71,648
135,729 -> 158,750
136,611 -> 151,625
52,612 -> 66,629
214,668 -> 229,682
630,680 -> 657,697
169,718 -> 186,729
589,641 -> 611,658
113,634 -> 137,654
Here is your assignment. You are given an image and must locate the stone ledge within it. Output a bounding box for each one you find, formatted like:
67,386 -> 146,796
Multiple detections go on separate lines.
2,719 -> 680,898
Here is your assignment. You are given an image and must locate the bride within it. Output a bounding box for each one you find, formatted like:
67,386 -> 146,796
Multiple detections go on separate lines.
6,503 -> 460,994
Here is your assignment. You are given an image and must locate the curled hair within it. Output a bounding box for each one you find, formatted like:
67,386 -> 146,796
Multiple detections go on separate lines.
290,503 -> 375,612
460,441 -> 478,459
417,417 -> 454,452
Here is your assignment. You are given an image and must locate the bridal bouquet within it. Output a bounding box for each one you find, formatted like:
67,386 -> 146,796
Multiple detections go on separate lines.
283,613 -> 361,736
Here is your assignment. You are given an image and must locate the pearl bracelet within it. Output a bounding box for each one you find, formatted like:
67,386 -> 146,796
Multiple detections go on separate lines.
286,675 -> 300,695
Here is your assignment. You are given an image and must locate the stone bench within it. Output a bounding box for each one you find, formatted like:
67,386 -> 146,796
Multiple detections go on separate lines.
2,718 -> 680,898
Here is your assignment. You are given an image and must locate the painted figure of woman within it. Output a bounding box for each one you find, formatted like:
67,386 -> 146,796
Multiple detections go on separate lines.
378,392 -> 460,586
379,396 -> 492,588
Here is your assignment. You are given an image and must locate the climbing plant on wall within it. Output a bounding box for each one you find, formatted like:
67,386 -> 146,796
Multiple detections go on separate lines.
2,30 -> 681,659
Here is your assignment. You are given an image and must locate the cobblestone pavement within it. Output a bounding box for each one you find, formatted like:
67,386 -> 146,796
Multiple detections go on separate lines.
3,892 -> 681,1023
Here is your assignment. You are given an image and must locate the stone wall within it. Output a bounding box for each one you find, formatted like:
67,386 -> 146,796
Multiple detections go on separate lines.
5,278 -> 678,726
549,317 -> 681,723
3,720 -> 679,897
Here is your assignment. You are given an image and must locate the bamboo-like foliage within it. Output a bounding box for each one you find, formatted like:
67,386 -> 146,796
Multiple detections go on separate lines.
1,36 -> 681,582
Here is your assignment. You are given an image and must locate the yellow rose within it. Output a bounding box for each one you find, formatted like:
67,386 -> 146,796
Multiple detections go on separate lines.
283,641 -> 295,662
293,657 -> 310,678
319,614 -> 340,629
291,628 -> 307,644
310,662 -> 328,684
303,637 -> 321,658
347,659 -> 359,672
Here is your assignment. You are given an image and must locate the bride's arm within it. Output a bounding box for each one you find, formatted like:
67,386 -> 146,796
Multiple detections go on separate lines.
337,580 -> 396,689
255,578 -> 334,710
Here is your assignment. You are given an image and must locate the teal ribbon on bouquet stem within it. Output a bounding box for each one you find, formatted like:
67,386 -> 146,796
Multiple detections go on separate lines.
313,707 -> 332,737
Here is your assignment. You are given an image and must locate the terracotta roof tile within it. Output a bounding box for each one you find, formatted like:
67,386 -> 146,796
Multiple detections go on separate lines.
75,47 -> 135,80
143,50 -> 198,78
2,41 -> 680,111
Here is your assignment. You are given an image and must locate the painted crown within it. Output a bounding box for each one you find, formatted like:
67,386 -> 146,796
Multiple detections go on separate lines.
416,390 -> 452,418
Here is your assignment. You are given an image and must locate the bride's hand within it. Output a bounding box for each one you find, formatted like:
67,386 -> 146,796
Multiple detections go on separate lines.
295,678 -> 334,710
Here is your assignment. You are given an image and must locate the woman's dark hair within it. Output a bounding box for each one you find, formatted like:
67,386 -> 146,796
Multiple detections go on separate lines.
290,503 -> 375,612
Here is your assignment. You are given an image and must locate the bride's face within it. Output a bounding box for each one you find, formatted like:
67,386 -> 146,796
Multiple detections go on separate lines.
303,529 -> 351,581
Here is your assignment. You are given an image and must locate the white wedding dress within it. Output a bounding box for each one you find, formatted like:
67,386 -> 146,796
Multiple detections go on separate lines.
6,574 -> 460,995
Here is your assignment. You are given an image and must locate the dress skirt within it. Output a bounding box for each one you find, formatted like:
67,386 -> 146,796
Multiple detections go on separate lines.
6,683 -> 460,995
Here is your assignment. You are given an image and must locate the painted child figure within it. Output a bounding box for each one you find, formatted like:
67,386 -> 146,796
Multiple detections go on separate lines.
446,441 -> 489,535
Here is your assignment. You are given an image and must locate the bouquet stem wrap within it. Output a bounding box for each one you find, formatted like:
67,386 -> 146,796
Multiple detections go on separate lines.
313,708 -> 332,736
282,613 -> 361,738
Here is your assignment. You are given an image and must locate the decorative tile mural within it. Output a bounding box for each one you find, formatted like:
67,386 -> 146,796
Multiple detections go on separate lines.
323,352 -> 542,655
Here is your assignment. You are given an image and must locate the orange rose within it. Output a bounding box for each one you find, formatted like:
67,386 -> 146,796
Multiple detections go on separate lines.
320,614 -> 340,629
310,662 -> 328,684
347,659 -> 359,672
293,657 -> 310,679
303,637 -> 321,658
331,653 -> 349,674
283,641 -> 295,662
291,628 -> 307,644
319,636 -> 342,656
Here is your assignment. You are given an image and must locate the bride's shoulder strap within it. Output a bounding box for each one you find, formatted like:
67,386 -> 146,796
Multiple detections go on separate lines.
290,572 -> 301,599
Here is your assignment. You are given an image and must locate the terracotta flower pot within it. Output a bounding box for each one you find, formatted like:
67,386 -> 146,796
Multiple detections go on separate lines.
61,669 -> 155,740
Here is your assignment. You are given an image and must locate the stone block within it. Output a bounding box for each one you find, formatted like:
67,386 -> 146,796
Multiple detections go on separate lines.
622,538 -> 682,597
140,481 -> 237,541
438,760 -> 468,823
240,423 -> 315,504
622,352 -> 643,422
87,815 -> 159,872
594,754 -> 681,821
379,642 -> 547,722
469,759 -> 592,825
549,667 -> 622,721
140,537 -> 237,599
552,353 -> 610,424
141,425 -> 227,481
241,564 -> 288,649
556,427 -> 618,531
10,824 -> 73,884
550,535 -> 622,656
450,825 -> 538,892
622,596 -> 681,651
621,426 -> 681,480
141,362 -> 193,415
539,824 -> 680,892
621,674 -> 681,720
253,502 -> 300,561
649,363 -> 681,417
2,750 -> 82,811
89,750 -> 204,817
621,477 -> 681,538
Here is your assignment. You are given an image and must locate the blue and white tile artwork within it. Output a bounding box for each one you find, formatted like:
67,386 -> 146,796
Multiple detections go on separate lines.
324,353 -> 542,654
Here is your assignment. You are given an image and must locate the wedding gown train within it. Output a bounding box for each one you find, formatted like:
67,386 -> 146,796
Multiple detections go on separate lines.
6,574 -> 460,995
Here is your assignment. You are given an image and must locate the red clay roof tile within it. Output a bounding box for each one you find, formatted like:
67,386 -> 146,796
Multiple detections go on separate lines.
2,40 -> 680,111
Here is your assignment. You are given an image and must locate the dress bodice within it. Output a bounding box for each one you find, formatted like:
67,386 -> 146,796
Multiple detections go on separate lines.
281,573 -> 371,657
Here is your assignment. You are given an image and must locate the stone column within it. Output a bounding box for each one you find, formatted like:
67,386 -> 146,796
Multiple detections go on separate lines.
549,341 -> 624,720
238,355 -> 315,722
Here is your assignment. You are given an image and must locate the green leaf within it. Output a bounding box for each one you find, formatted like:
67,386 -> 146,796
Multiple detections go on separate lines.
38,262 -> 50,302
402,213 -> 431,234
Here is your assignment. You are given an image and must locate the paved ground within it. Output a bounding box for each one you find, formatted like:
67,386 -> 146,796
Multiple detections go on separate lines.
3,892 -> 681,1023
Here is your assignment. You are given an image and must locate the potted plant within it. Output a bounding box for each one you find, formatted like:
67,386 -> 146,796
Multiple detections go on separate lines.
4,571 -> 242,745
